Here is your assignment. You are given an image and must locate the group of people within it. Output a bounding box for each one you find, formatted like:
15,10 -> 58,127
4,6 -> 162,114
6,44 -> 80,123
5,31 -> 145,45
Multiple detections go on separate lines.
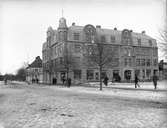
103,73 -> 159,90
31,78 -> 39,84
54,76 -> 71,87
62,77 -> 71,87
134,73 -> 158,90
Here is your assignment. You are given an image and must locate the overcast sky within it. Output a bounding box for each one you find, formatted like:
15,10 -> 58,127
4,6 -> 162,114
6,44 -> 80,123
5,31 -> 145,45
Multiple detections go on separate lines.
0,0 -> 166,75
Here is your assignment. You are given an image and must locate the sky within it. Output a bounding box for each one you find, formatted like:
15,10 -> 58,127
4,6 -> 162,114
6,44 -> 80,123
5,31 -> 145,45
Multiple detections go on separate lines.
0,0 -> 166,75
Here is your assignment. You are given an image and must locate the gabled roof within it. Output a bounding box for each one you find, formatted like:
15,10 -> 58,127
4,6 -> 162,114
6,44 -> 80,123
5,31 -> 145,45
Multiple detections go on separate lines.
28,56 -> 42,68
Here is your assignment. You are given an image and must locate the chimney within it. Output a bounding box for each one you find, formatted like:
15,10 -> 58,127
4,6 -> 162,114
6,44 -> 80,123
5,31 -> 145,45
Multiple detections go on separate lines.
130,30 -> 133,32
72,22 -> 75,26
96,25 -> 101,28
114,27 -> 117,30
142,31 -> 145,34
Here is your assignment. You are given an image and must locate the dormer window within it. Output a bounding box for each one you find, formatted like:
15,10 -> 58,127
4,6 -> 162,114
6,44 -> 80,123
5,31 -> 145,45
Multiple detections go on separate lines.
75,44 -> 81,53
149,40 -> 152,46
73,33 -> 80,40
111,36 -> 115,43
137,39 -> 141,46
101,35 -> 106,43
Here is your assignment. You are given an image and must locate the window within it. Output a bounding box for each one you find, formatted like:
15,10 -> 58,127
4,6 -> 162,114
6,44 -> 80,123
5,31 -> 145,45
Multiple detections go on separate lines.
149,40 -> 152,46
124,58 -> 131,66
95,72 -> 99,80
146,69 -> 151,79
146,59 -> 151,66
60,57 -> 63,64
57,47 -> 60,56
153,48 -> 157,56
101,71 -> 106,79
35,69 -> 38,72
153,59 -> 157,66
141,59 -> 145,66
87,70 -> 94,80
55,47 -> 57,55
101,35 -> 106,43
137,39 -> 141,46
74,44 -> 81,53
136,59 -> 140,66
124,58 -> 128,66
142,70 -> 145,79
128,58 -> 132,66
74,70 -> 81,79
111,36 -> 115,43
135,70 -> 140,76
112,58 -> 119,67
87,45 -> 93,55
73,33 -> 80,40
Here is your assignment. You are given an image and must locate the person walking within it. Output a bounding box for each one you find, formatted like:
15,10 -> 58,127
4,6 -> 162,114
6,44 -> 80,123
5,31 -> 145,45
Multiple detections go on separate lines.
4,77 -> 7,85
67,78 -> 71,88
134,74 -> 140,88
61,76 -> 65,85
152,73 -> 158,90
103,75 -> 109,86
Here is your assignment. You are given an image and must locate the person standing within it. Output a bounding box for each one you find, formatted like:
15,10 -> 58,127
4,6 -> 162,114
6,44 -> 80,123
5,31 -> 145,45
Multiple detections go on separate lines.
134,74 -> 140,88
61,75 -> 65,85
152,73 -> 158,90
67,78 -> 71,88
103,75 -> 109,86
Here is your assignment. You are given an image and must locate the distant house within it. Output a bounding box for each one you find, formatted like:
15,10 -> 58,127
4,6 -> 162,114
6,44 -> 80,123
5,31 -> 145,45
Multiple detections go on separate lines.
26,56 -> 43,84
159,60 -> 167,80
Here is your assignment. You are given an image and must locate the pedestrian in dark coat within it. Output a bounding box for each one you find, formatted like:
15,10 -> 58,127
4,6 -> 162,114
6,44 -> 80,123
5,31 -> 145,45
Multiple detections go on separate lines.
67,78 -> 71,88
103,75 -> 109,86
152,74 -> 158,90
134,74 -> 140,88
4,77 -> 7,85
61,76 -> 65,85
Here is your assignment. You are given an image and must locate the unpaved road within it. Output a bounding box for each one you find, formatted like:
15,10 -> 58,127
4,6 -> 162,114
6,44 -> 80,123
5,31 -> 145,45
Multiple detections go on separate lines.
0,82 -> 167,128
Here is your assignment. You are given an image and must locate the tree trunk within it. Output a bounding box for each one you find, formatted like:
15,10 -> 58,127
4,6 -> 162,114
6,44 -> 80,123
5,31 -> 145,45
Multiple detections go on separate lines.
49,72 -> 51,85
99,66 -> 102,91
66,67 -> 69,86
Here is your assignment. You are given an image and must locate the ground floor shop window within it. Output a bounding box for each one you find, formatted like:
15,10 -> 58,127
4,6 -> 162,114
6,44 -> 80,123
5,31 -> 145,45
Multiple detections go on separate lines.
153,69 -> 158,75
124,70 -> 131,81
113,70 -> 121,82
135,70 -> 140,76
146,69 -> 151,79
87,70 -> 94,80
95,72 -> 99,80
60,72 -> 66,84
74,70 -> 81,79
101,71 -> 106,79
142,70 -> 145,79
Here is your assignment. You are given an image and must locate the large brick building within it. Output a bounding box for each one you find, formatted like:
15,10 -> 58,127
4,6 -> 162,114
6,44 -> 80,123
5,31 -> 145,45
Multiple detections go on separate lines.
42,17 -> 158,84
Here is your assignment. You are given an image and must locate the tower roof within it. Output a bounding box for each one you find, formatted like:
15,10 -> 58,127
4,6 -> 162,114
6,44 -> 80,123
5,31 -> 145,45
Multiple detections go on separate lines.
58,17 -> 67,29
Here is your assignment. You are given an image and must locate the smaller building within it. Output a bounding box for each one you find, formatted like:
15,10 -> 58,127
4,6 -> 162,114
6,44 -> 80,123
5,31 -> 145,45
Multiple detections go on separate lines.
26,56 -> 43,84
159,60 -> 167,80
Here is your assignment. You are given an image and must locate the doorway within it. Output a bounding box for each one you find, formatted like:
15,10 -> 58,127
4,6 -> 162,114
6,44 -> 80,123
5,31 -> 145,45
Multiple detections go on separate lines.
124,70 -> 131,81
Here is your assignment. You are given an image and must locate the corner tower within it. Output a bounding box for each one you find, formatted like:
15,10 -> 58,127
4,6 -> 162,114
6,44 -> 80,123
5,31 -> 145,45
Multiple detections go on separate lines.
58,17 -> 68,42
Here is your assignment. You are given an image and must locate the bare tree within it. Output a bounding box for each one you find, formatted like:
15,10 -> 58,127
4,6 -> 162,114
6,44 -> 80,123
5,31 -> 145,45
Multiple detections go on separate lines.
83,40 -> 116,90
159,21 -> 167,60
16,67 -> 26,81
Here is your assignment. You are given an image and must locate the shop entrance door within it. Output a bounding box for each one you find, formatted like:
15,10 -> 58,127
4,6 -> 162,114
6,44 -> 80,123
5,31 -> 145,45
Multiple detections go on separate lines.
124,70 -> 131,81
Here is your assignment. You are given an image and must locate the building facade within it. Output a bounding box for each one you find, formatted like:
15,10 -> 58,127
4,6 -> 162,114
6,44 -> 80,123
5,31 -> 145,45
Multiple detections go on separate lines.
42,17 -> 158,84
26,56 -> 43,84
